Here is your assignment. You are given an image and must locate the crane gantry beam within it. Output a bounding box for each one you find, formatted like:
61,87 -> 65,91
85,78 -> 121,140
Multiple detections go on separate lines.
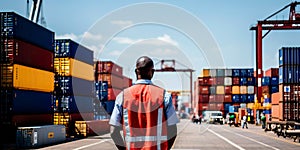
250,1 -> 300,104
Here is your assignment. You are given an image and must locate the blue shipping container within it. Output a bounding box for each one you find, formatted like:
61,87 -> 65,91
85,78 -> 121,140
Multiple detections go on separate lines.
240,69 -> 248,77
55,76 -> 93,96
279,66 -> 298,84
232,69 -> 240,77
279,47 -> 300,66
270,86 -> 279,94
54,39 -> 93,65
232,94 -> 240,103
247,77 -> 256,85
270,77 -> 279,86
240,77 -> 248,85
247,68 -> 254,77
240,94 -> 247,103
262,76 -> 271,86
12,90 -> 53,114
247,94 -> 255,103
263,109 -> 271,114
0,12 -> 54,51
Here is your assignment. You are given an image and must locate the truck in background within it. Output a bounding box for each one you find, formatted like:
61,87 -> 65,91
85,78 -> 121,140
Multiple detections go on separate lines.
202,110 -> 224,125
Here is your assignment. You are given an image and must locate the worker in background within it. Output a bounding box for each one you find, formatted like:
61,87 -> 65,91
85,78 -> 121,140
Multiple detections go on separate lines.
109,56 -> 179,150
261,113 -> 266,129
242,115 -> 248,129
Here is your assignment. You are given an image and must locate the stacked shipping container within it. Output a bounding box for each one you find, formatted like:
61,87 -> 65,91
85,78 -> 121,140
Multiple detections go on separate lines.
53,39 -> 94,136
272,47 -> 300,121
262,68 -> 279,121
94,61 -> 132,115
0,12 -> 55,142
195,68 -> 255,117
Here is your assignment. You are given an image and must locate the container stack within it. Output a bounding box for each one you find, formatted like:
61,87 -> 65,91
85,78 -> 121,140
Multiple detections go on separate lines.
53,39 -> 94,136
272,47 -> 300,121
0,12 -> 55,142
94,61 -> 132,115
195,68 -> 255,117
262,68 -> 279,121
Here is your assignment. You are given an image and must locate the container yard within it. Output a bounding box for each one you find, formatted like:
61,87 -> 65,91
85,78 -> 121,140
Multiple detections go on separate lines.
1,1 -> 300,149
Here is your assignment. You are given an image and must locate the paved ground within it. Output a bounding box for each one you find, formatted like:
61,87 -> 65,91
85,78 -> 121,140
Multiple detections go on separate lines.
3,119 -> 300,149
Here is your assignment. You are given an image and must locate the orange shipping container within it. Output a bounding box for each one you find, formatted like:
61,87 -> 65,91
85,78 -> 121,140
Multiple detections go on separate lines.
201,69 -> 210,77
7,64 -> 54,92
271,104 -> 280,120
271,92 -> 281,105
240,86 -> 247,94
54,58 -> 93,81
232,86 -> 240,94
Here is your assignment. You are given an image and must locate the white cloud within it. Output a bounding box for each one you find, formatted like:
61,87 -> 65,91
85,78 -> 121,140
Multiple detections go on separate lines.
112,34 -> 179,47
111,20 -> 133,28
82,32 -> 102,41
157,34 -> 179,46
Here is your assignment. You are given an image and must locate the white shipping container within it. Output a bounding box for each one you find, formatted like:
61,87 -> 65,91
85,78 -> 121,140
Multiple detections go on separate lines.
224,77 -> 232,86
225,69 -> 232,76
209,69 -> 217,77
16,125 -> 66,148
247,86 -> 255,94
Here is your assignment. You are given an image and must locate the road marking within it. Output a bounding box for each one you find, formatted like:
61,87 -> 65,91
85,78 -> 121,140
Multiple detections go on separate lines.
208,128 -> 245,150
73,139 -> 111,150
223,128 -> 280,150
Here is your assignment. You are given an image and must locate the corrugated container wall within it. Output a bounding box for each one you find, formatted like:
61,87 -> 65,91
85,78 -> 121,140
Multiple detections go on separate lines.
54,39 -> 93,65
0,39 -> 54,72
1,64 -> 54,92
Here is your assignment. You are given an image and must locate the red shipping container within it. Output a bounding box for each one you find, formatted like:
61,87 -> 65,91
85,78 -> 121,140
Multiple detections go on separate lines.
224,95 -> 232,103
198,77 -> 204,85
123,76 -> 133,88
108,87 -> 122,100
265,68 -> 279,77
199,95 -> 209,103
95,73 -> 124,89
216,77 -> 224,85
203,77 -> 209,85
70,112 -> 94,121
199,86 -> 209,94
12,114 -> 53,127
224,86 -> 232,94
2,39 -> 54,72
215,95 -> 224,103
95,61 -> 123,77
209,95 -> 216,103
232,77 -> 240,85
198,103 -> 208,111
208,77 -> 217,85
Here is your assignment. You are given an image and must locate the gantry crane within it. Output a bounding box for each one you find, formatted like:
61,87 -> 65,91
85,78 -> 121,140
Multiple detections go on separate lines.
154,59 -> 195,110
27,0 -> 46,27
250,1 -> 300,103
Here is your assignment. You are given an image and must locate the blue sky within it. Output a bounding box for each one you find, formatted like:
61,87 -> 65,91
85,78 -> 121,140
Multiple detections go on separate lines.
1,0 -> 300,93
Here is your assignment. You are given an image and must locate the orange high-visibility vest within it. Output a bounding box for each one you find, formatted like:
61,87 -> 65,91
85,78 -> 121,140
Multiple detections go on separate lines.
122,84 -> 168,150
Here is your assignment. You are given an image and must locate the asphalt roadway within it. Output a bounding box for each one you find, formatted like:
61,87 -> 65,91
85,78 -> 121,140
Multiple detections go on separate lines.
10,119 -> 300,150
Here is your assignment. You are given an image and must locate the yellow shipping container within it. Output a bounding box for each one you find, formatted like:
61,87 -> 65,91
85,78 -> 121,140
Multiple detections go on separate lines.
216,86 -> 225,94
232,86 -> 240,94
240,86 -> 247,94
12,64 -> 54,92
201,69 -> 210,77
54,58 -> 93,81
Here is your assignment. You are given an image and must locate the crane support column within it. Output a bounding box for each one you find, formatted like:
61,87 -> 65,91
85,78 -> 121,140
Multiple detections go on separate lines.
256,23 -> 263,103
